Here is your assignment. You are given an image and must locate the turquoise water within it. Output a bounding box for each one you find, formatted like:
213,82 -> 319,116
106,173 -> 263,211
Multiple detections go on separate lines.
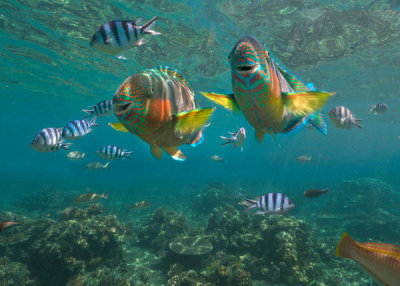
1,0 -> 399,285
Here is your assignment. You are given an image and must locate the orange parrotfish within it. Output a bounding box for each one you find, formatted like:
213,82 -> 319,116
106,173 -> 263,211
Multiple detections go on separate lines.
336,232 -> 400,286
110,66 -> 214,161
201,36 -> 334,143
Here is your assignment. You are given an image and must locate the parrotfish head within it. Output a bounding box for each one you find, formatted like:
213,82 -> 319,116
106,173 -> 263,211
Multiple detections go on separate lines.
228,36 -> 270,79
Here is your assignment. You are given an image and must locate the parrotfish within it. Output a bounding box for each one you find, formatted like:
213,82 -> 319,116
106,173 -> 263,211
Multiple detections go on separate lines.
329,106 -> 362,129
201,36 -> 334,142
0,221 -> 19,233
336,232 -> 400,286
90,17 -> 161,56
220,127 -> 246,151
110,66 -> 215,161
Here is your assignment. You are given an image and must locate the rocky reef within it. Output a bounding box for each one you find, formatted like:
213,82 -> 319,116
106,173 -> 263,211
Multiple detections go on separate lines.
0,204 -> 129,286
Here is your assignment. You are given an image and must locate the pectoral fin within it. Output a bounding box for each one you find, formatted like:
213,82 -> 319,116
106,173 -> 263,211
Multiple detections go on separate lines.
108,122 -> 129,132
255,129 -> 265,143
200,92 -> 240,113
150,145 -> 163,160
164,147 -> 186,161
282,91 -> 335,117
174,108 -> 215,134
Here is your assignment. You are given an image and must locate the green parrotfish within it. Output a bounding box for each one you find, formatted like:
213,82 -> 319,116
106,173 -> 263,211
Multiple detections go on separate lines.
201,36 -> 335,143
110,66 -> 214,161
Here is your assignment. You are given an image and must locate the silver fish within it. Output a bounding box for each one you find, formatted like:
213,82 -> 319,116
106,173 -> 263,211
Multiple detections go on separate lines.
82,100 -> 113,118
220,127 -> 246,151
329,106 -> 362,129
90,17 -> 161,55
31,128 -> 71,152
85,161 -> 109,170
62,117 -> 98,140
210,155 -> 223,162
297,155 -> 312,162
244,193 -> 294,215
96,145 -> 132,160
369,103 -> 388,115
67,151 -> 86,161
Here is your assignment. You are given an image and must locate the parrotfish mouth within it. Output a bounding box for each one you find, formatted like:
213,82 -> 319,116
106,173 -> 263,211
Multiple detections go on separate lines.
235,63 -> 259,75
114,102 -> 132,116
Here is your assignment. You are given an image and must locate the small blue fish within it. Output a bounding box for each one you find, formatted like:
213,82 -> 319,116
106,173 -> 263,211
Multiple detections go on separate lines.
82,100 -> 113,118
62,118 -> 98,140
90,17 -> 161,55
31,128 -> 71,152
96,145 -> 132,160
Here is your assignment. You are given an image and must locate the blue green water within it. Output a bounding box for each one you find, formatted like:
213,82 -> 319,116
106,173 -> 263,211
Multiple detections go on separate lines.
1,0 -> 400,285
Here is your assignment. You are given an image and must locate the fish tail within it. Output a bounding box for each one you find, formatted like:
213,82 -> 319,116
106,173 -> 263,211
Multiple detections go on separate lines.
124,151 -> 133,159
309,111 -> 328,135
102,193 -> 109,199
219,136 -> 232,146
82,109 -> 94,118
140,16 -> 161,35
335,232 -> 357,258
61,142 -> 72,150
81,152 -> 86,159
90,116 -> 100,127
103,162 -> 110,168
354,119 -> 362,129
189,130 -> 204,147
244,199 -> 258,211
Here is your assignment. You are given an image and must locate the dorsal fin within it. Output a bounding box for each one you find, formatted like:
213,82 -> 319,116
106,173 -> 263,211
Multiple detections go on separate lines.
154,66 -> 192,91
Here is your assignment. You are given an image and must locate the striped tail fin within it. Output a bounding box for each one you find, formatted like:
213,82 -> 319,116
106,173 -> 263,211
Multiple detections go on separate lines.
220,136 -> 232,147
336,232 -> 357,258
244,199 -> 258,211
309,112 -> 328,135
140,16 -> 161,35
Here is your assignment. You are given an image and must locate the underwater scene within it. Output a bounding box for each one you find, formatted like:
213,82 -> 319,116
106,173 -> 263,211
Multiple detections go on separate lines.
1,0 -> 400,285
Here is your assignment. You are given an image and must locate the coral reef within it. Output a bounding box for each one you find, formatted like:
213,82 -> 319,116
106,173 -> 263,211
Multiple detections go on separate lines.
0,257 -> 34,285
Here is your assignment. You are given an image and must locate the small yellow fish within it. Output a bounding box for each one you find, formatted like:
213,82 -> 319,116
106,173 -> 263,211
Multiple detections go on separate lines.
74,193 -> 108,203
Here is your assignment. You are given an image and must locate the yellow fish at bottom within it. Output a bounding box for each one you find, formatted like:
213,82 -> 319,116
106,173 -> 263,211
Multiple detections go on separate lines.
336,232 -> 400,286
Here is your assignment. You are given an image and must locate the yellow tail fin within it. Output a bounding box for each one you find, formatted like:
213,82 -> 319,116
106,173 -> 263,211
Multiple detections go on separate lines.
335,232 -> 356,258
283,91 -> 335,117
174,108 -> 215,134
200,92 -> 240,113
108,122 -> 129,132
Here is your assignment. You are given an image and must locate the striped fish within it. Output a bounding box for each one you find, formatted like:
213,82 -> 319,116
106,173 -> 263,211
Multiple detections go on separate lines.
329,106 -> 362,129
62,117 -> 98,140
31,128 -> 71,152
244,193 -> 294,215
96,145 -> 132,160
82,100 -> 113,118
90,17 -> 161,55
336,232 -> 400,286
369,103 -> 388,115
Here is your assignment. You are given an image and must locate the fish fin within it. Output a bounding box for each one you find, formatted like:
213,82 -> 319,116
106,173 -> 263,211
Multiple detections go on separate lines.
255,129 -> 265,143
309,112 -> 328,135
275,62 -> 310,92
241,147 -> 243,152
282,91 -> 335,117
200,92 -> 240,113
82,109 -> 94,117
281,114 -> 311,134
90,117 -> 99,126
266,129 -> 280,146
164,147 -> 186,161
354,119 -> 362,129
61,142 -> 72,150
252,211 -> 267,215
108,122 -> 129,132
140,16 -> 161,35
188,130 -> 204,147
150,145 -> 163,160
103,162 -> 109,168
174,108 -> 215,134
220,136 -> 232,146
335,232 -> 357,258
123,152 -> 132,159
81,153 -> 86,159
154,66 -> 192,91
244,199 -> 258,211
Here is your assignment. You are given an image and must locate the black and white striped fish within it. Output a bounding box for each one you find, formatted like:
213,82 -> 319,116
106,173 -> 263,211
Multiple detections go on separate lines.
82,100 -> 113,118
31,128 -> 71,152
329,106 -> 362,129
90,17 -> 161,55
62,117 -> 98,140
369,103 -> 388,115
244,193 -> 294,215
96,145 -> 132,160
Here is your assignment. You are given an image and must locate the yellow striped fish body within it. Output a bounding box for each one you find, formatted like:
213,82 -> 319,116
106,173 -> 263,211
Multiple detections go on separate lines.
112,66 -> 214,161
336,232 -> 400,286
